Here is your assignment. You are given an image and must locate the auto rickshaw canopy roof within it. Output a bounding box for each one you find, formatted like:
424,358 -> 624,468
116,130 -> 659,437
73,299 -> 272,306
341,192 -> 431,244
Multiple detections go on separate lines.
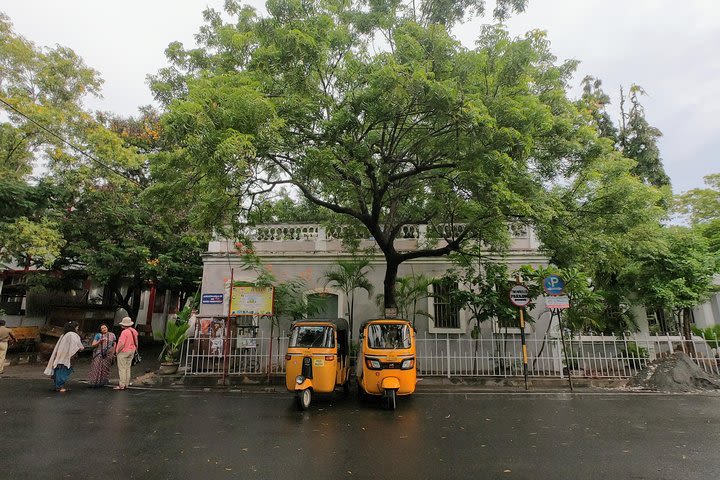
291,318 -> 349,332
359,318 -> 412,331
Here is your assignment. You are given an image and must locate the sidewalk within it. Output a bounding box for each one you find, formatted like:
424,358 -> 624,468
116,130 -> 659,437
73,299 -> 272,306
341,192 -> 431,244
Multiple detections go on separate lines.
0,343 -> 164,386
1,346 -> 627,393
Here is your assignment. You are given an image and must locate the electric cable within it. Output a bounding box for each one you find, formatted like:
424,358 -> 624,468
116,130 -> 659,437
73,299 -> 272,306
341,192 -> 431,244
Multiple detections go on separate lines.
0,96 -> 141,185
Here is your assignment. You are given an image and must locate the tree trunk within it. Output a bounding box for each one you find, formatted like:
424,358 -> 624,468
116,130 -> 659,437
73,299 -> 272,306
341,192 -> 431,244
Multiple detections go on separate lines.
130,286 -> 142,320
349,295 -> 355,342
682,307 -> 696,356
112,283 -> 142,321
383,256 -> 400,312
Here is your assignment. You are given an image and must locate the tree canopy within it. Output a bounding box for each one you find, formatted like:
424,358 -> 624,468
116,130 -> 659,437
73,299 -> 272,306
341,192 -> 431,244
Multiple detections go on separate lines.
0,12 -> 102,265
0,13 -> 205,316
149,0 -> 611,309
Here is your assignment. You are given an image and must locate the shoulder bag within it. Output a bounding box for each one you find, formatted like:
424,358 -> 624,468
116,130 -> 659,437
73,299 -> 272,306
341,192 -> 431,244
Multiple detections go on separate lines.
131,330 -> 142,365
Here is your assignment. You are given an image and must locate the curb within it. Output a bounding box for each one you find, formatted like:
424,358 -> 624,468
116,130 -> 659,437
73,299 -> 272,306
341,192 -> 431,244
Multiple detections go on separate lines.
135,372 -> 628,392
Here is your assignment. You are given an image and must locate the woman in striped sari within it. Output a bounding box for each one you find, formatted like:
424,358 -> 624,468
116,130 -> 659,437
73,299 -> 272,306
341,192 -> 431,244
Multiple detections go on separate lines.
87,324 -> 116,387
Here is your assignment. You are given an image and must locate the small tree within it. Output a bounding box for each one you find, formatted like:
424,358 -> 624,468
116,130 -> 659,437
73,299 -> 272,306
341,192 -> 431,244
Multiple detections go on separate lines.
158,314 -> 191,363
394,273 -> 433,327
626,226 -> 719,348
450,258 -> 519,331
323,254 -> 374,340
446,255 -> 517,374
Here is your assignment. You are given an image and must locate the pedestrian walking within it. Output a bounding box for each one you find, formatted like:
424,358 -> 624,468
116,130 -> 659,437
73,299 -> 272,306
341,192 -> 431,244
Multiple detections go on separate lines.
87,324 -> 116,387
114,316 -> 138,390
0,319 -> 17,374
43,321 -> 84,392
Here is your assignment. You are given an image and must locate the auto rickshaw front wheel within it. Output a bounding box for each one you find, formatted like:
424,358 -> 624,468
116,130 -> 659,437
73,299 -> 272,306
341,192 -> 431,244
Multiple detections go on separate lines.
384,389 -> 397,410
296,389 -> 312,410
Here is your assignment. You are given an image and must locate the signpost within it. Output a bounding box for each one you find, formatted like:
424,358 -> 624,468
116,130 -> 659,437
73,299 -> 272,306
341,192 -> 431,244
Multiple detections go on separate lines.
543,275 -> 573,392
509,284 -> 530,390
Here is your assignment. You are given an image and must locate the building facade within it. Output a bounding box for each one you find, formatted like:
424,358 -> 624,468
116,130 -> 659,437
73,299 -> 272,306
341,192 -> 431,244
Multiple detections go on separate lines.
200,223 -> 561,339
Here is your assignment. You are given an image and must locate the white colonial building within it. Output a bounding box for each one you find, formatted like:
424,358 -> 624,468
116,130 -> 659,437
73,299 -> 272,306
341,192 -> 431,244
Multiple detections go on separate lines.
201,223 -> 565,338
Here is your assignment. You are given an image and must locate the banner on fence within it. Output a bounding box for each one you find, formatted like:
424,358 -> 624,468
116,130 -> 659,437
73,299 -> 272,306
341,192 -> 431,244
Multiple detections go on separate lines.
199,318 -> 226,356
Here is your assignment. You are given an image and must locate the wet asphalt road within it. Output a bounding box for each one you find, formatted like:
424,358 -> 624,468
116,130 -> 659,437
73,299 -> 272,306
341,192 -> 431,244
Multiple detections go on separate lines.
1,379 -> 720,480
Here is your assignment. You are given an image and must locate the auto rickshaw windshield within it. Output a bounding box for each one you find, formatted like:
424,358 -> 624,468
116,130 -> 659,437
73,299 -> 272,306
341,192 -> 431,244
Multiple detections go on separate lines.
290,325 -> 335,348
367,323 -> 411,349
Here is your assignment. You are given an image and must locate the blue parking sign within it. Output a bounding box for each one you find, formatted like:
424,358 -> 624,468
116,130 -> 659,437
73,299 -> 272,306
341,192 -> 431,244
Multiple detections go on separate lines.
542,275 -> 565,296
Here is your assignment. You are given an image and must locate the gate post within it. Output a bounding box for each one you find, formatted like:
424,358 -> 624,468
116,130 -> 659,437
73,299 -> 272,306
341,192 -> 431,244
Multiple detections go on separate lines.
556,338 -> 564,379
446,334 -> 451,379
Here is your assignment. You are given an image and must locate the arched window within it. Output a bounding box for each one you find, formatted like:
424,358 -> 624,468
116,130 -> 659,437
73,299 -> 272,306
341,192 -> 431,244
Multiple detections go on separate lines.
305,288 -> 344,319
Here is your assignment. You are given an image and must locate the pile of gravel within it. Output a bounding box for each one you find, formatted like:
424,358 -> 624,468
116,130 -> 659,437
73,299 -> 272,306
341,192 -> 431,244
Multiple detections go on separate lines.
627,352 -> 720,393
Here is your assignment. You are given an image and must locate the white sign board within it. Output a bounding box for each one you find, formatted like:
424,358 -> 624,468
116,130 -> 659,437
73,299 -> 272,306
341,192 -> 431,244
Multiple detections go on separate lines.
509,285 -> 530,307
545,295 -> 570,309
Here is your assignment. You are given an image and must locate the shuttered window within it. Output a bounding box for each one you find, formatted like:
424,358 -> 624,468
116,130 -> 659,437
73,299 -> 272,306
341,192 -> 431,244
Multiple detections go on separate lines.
432,278 -> 460,329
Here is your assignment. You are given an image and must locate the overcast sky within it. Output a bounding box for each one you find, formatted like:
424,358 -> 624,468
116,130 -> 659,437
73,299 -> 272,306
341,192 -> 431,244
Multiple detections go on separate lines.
2,0 -> 718,193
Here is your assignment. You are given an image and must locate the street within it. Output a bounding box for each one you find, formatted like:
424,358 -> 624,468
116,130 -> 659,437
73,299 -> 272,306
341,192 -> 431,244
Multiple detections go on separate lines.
2,379 -> 719,479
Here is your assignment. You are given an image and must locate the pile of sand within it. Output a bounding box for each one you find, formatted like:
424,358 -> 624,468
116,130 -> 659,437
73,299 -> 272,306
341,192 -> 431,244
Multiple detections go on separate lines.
627,352 -> 720,393
135,371 -> 160,386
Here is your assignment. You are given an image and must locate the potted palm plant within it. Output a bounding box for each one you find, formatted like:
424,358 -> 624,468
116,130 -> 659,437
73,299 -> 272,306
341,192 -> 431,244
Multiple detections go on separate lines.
158,308 -> 191,375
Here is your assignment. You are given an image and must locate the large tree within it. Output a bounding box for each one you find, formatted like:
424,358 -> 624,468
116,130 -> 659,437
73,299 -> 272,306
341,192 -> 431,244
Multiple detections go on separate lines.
50,107 -> 207,318
150,0 -> 613,310
0,12 -> 206,315
535,149 -> 668,332
539,74 -> 675,333
0,12 -> 102,265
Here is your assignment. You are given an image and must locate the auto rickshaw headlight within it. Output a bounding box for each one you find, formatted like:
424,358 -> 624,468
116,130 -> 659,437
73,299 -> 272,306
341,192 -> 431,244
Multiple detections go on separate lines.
296,375 -> 305,384
401,358 -> 415,370
366,359 -> 382,370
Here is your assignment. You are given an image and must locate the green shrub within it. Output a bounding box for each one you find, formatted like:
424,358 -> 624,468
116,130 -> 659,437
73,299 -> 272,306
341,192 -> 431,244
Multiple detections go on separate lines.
691,325 -> 720,349
620,342 -> 649,359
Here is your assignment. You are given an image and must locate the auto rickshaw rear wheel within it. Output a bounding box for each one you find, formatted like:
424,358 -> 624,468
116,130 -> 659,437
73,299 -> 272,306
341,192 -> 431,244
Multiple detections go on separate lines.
356,380 -> 367,401
296,389 -> 312,410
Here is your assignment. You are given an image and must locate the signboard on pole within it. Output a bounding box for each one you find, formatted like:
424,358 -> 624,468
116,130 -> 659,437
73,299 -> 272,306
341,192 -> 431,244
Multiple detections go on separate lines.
543,275 -> 565,296
230,285 -> 274,315
509,285 -> 530,307
545,295 -> 570,309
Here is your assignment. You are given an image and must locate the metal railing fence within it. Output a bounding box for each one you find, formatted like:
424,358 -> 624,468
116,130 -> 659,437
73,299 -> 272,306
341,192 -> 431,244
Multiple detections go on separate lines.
415,332 -> 720,378
180,330 -> 720,379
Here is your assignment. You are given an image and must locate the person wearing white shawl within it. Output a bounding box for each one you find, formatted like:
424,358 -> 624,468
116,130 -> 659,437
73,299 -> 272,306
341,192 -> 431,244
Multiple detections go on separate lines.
44,321 -> 84,392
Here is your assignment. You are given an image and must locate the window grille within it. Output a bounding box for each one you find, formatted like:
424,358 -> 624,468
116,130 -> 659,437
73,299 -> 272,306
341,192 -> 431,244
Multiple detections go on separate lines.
433,278 -> 460,329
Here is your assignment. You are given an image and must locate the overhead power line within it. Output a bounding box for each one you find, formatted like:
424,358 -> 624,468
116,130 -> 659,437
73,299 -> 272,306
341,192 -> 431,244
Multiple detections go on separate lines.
0,96 -> 141,185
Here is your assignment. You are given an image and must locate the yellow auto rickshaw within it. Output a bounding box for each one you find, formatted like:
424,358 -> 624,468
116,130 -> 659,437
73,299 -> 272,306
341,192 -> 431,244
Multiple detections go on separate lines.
356,318 -> 417,410
285,318 -> 351,410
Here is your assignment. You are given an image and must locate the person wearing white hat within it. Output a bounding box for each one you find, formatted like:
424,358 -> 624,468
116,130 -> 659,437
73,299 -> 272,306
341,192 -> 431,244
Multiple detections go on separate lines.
114,316 -> 138,390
